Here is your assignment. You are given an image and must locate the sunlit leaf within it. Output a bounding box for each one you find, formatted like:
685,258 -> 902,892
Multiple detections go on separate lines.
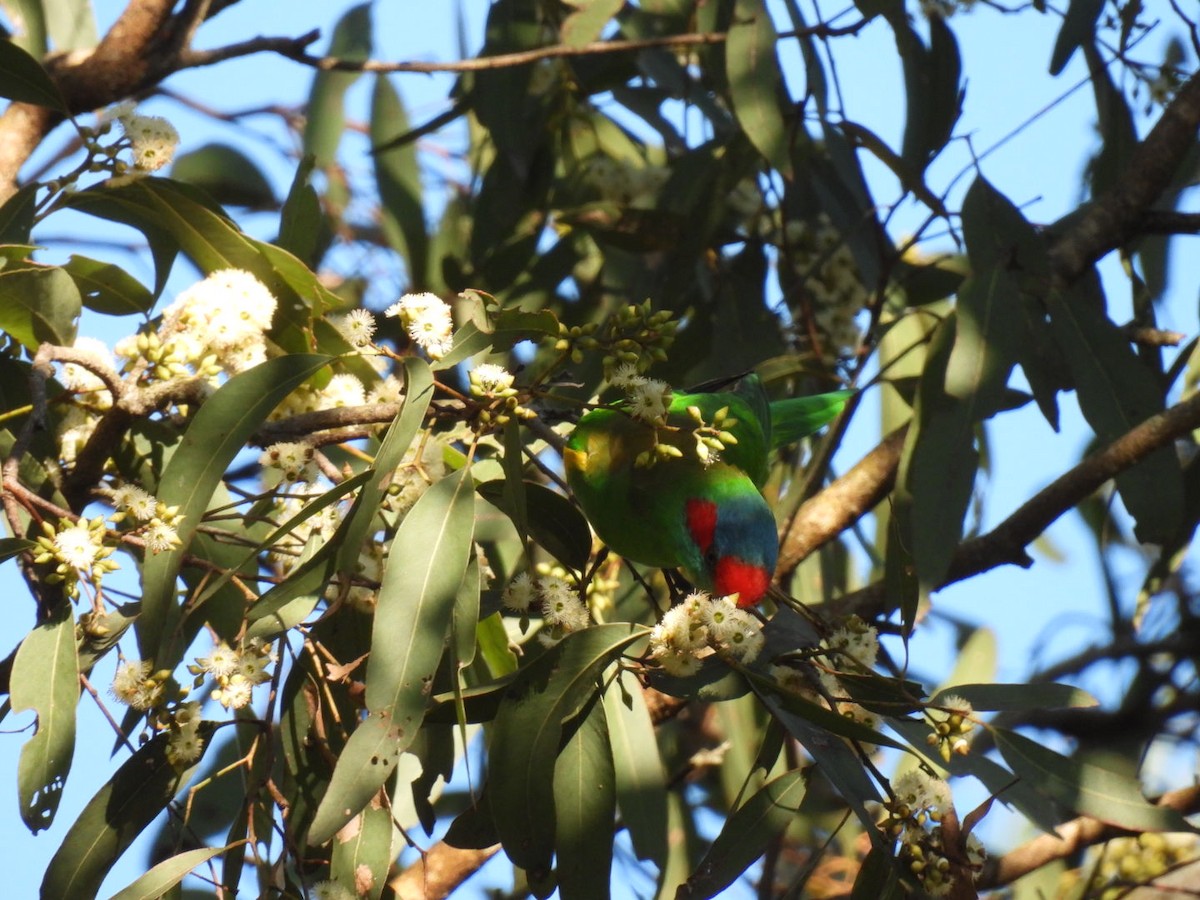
601,669 -> 667,865
330,798 -> 393,900
727,0 -> 793,180
371,75 -> 428,290
0,37 -> 66,110
10,604 -> 78,833
107,844 -> 232,900
478,480 -> 592,573
488,623 -> 646,875
681,768 -> 807,899
308,465 -> 476,844
62,254 -> 154,316
138,355 -> 331,663
42,727 -> 211,899
995,729 -> 1195,833
304,3 -> 372,167
0,266 -> 81,350
553,697 -> 615,899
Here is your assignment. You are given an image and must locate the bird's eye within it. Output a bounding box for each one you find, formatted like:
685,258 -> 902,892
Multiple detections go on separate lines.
704,547 -> 719,568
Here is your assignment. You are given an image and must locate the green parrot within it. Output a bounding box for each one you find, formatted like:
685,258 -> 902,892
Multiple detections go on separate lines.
564,376 -> 852,607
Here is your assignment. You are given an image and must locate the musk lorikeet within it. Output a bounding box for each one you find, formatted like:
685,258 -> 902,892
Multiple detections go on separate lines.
564,376 -> 852,607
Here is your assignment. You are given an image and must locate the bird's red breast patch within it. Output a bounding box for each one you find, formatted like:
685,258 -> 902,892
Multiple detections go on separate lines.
715,557 -> 770,607
685,498 -> 717,553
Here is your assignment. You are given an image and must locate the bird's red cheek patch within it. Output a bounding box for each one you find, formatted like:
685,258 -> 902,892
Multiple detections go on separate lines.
685,499 -> 718,552
715,558 -> 770,607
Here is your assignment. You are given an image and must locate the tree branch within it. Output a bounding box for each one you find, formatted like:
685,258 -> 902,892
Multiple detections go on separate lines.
978,784 -> 1200,889
832,388 -> 1200,619
280,20 -> 867,75
776,426 -> 908,579
1048,68 -> 1200,285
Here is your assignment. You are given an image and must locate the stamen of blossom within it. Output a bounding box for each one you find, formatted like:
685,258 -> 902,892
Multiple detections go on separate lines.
119,111 -> 180,172
468,363 -> 515,398
111,484 -> 157,521
331,309 -> 377,347
627,378 -> 671,424
502,572 -> 537,612
384,292 -> 454,359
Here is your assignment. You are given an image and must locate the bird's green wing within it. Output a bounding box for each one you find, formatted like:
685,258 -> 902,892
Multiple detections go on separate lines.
768,389 -> 854,449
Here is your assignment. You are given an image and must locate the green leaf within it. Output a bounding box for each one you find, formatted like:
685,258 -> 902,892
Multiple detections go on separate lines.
488,623 -> 646,875
959,175 -> 1064,427
277,156 -> 327,267
682,768 -> 808,898
247,358 -> 433,641
897,315 -> 974,592
62,254 -> 155,316
1049,0 -> 1103,75
562,0 -> 624,45
0,37 -> 67,110
66,178 -> 339,329
931,682 -> 1098,712
994,728 -> 1195,833
42,727 -> 211,900
107,844 -> 231,900
330,798 -> 393,900
1045,287 -> 1182,543
0,266 -> 81,350
170,143 -> 276,209
137,355 -> 331,663
371,75 -> 429,290
45,0 -> 97,52
850,847 -> 903,900
553,697 -> 615,899
10,604 -> 78,833
308,465 -> 476,844
478,480 -> 592,573
601,669 -> 667,865
0,183 -> 39,243
304,3 -> 372,167
0,537 -> 35,561
726,0 -> 792,180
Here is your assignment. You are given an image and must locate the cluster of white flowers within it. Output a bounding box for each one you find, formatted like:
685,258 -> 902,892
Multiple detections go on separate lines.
502,571 -> 591,635
881,769 -> 983,897
784,214 -> 868,359
32,516 -> 118,599
926,693 -> 975,762
164,701 -> 204,768
468,363 -> 516,398
331,308 -> 377,348
108,484 -> 183,553
609,363 -> 673,426
189,639 -> 275,711
110,659 -> 173,710
770,615 -> 882,731
647,592 -> 765,676
108,269 -> 277,402
384,292 -> 454,359
106,102 -> 180,174
259,441 -> 318,484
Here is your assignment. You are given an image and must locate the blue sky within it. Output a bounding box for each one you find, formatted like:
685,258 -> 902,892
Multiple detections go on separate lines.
1,0 -> 1196,896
